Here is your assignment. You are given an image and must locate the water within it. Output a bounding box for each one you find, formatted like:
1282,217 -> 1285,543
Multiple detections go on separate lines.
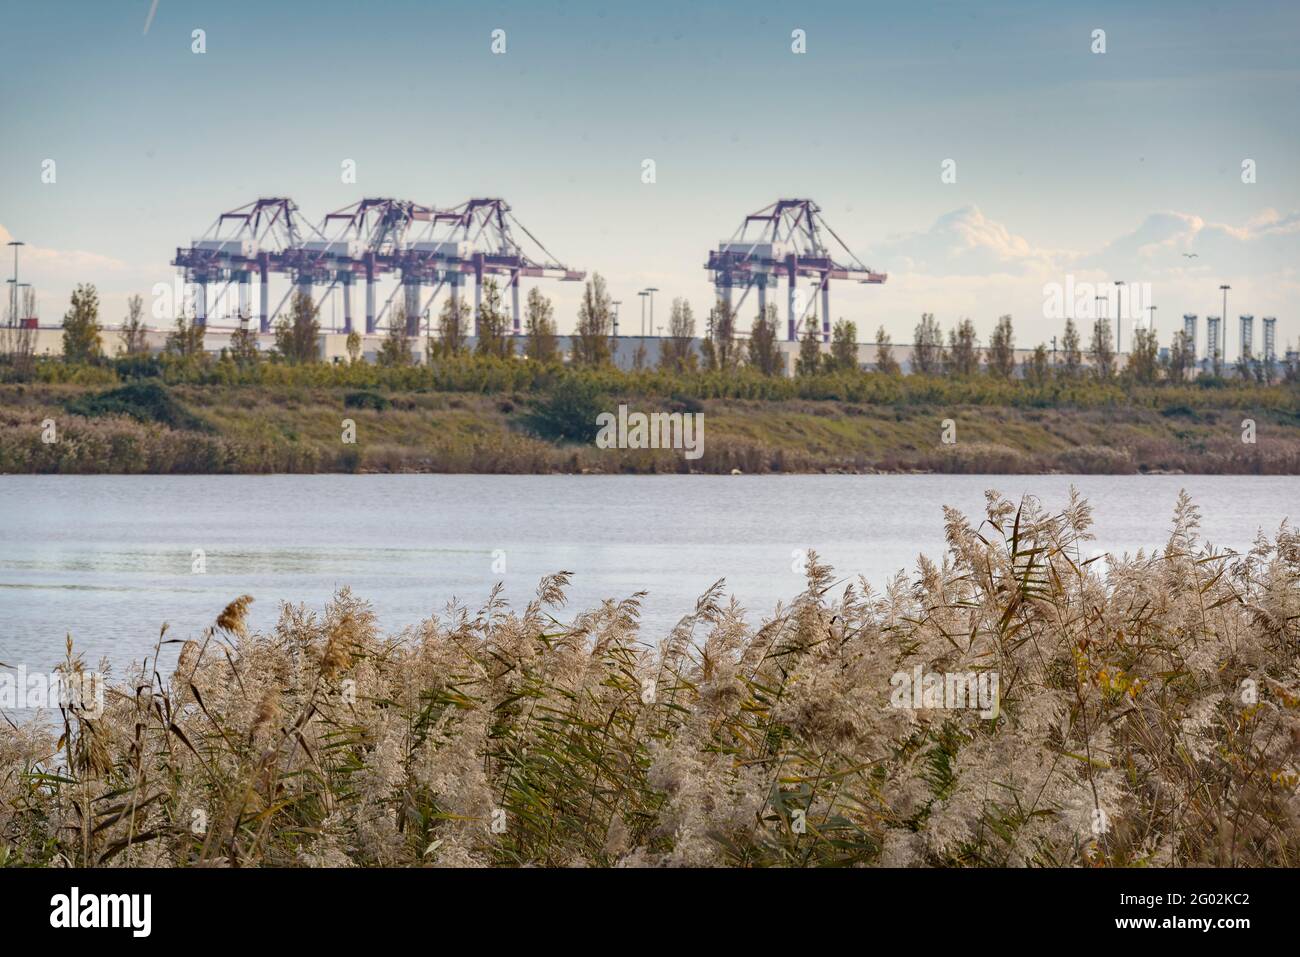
0,474 -> 1295,679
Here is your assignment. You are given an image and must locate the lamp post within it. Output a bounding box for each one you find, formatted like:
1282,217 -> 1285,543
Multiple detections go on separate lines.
6,240 -> 25,325
1113,281 -> 1125,354
1219,284 -> 1230,369
638,291 -> 649,337
644,288 -> 658,336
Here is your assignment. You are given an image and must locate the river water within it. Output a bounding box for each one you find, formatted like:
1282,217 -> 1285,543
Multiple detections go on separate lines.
0,474 -> 1294,679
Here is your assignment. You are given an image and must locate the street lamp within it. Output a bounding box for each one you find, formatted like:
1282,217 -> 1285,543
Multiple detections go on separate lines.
637,291 -> 649,337
1113,281 -> 1125,354
1219,284 -> 1231,369
643,288 -> 658,336
6,240 -> 25,325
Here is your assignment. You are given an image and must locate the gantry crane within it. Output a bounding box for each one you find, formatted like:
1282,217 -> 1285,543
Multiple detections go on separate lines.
172,198 -> 315,330
706,199 -> 885,341
401,198 -> 584,336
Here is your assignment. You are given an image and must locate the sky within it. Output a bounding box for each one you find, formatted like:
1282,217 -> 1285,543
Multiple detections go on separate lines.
1,0 -> 1298,358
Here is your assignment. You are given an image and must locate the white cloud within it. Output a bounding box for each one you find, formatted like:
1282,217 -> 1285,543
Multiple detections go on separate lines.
1078,208 -> 1300,277
0,224 -> 158,322
0,224 -> 133,286
862,205 -> 1300,348
871,205 -> 1067,278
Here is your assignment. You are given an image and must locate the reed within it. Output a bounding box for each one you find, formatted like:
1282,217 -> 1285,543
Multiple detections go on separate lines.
2,491 -> 1298,867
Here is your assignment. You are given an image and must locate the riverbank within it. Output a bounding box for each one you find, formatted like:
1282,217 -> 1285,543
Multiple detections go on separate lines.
3,380 -> 1300,474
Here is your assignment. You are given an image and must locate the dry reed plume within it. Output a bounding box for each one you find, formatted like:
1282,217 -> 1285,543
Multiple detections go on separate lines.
2,490 -> 1299,867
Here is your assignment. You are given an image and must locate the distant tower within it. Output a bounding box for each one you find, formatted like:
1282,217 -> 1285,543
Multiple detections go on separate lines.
1182,314 -> 1197,359
1239,315 -> 1254,360
1206,317 -> 1221,366
1262,317 -> 1277,361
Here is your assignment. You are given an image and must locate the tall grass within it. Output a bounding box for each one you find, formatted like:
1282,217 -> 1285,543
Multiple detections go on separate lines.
5,379 -> 1300,475
2,491 -> 1298,867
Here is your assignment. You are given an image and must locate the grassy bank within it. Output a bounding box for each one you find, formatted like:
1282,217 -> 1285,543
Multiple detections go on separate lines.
3,376 -> 1300,474
3,491 -> 1298,867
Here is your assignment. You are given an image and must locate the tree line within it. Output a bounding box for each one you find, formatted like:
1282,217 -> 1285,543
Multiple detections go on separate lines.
5,278 -> 1298,389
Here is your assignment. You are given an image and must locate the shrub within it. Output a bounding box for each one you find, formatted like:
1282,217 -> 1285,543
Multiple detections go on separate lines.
112,355 -> 165,380
521,376 -> 607,443
343,390 -> 390,412
64,381 -> 210,432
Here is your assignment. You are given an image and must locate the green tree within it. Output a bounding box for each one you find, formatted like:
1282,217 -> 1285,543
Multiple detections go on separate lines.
795,315 -> 822,376
379,302 -> 414,367
274,291 -> 320,363
945,318 -> 979,376
1023,343 -> 1050,386
572,273 -> 613,366
874,325 -> 900,375
524,287 -> 559,363
912,313 -> 944,375
475,279 -> 513,359
747,303 -> 781,376
1089,319 -> 1115,379
986,315 -> 1015,377
346,330 -> 362,363
164,313 -> 205,359
1235,344 -> 1254,382
62,283 -> 103,363
117,293 -> 149,356
830,319 -> 858,372
1127,326 -> 1160,384
1164,328 -> 1194,383
1261,349 -> 1276,386
434,295 -> 470,358
1061,318 -> 1083,378
658,297 -> 697,372
228,324 -> 261,367
702,298 -> 739,372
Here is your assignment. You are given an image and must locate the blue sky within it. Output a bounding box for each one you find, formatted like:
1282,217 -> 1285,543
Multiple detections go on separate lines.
1,0 -> 1297,354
